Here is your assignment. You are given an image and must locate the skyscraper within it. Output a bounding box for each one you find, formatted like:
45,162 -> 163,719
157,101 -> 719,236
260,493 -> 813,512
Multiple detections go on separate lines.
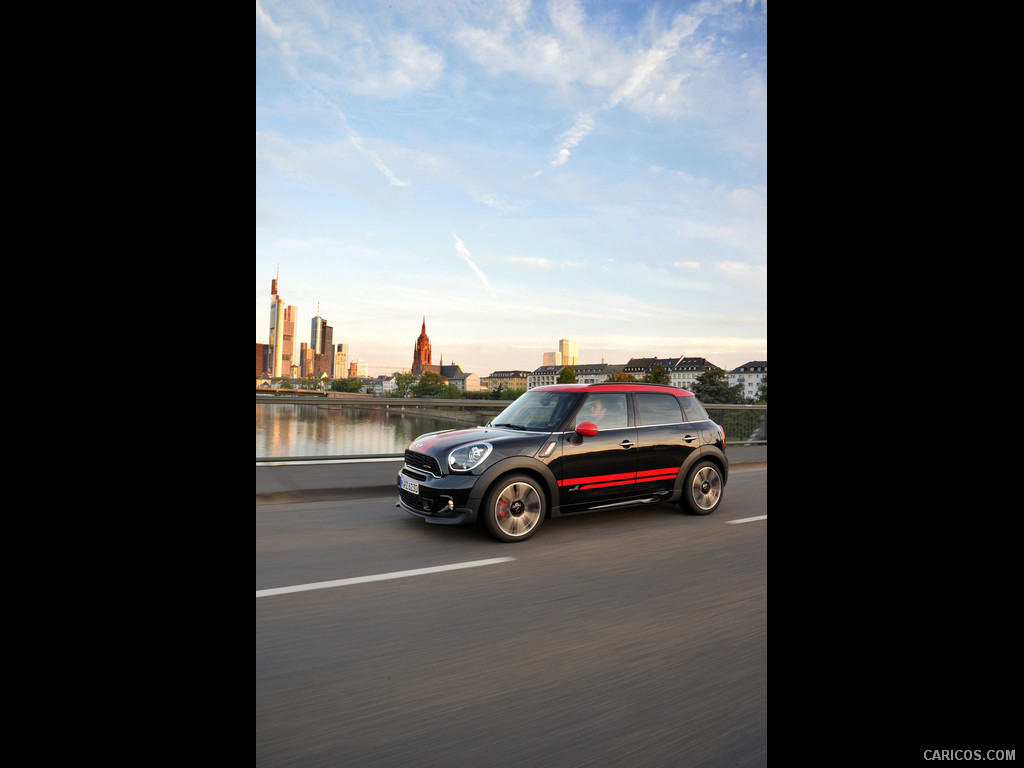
269,278 -> 297,377
335,343 -> 349,380
310,307 -> 334,377
558,339 -> 579,366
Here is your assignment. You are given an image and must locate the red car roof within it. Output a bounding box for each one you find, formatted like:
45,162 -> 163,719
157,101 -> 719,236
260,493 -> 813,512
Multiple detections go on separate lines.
532,383 -> 694,397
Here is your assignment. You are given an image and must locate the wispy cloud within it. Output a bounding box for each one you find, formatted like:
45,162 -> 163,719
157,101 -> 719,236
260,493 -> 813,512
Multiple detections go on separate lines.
306,89 -> 407,187
257,2 -> 409,188
453,233 -> 492,289
550,112 -> 595,167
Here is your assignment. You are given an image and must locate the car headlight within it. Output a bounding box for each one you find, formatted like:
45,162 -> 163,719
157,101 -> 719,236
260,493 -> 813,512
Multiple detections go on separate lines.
448,443 -> 493,471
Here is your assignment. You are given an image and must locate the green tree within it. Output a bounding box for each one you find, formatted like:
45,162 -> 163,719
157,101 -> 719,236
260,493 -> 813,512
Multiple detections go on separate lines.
413,371 -> 447,397
755,376 -> 767,404
607,371 -> 637,382
491,383 -> 505,400
644,364 -> 671,385
330,377 -> 363,393
557,366 -> 577,383
690,368 -> 745,404
393,372 -> 417,398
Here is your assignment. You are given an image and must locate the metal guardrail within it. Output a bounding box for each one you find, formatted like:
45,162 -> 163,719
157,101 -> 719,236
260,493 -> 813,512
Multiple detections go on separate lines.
255,394 -> 505,408
257,394 -> 766,446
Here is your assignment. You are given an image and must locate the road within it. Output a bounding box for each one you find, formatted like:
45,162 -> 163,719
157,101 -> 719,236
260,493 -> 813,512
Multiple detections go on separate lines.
256,464 -> 767,768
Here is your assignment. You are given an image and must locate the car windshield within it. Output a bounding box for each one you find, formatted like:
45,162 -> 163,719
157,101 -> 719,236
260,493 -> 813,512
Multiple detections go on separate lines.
491,391 -> 582,431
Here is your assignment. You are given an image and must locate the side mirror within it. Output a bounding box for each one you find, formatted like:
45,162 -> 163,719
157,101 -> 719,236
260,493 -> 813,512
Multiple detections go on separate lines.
576,422 -> 599,437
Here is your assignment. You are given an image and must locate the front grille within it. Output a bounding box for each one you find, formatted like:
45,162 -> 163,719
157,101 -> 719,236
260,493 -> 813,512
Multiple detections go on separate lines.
400,488 -> 427,511
405,450 -> 442,476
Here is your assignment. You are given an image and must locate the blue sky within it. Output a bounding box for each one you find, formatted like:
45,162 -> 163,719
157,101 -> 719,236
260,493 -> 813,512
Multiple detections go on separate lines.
256,0 -> 766,377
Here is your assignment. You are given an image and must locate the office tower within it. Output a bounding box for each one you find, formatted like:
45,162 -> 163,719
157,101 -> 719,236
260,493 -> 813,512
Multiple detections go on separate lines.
558,339 -> 579,366
311,312 -> 325,356
310,308 -> 334,377
269,278 -> 297,378
335,343 -> 349,380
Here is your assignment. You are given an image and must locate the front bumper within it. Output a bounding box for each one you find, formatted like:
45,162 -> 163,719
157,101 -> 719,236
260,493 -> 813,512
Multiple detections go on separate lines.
397,466 -> 479,526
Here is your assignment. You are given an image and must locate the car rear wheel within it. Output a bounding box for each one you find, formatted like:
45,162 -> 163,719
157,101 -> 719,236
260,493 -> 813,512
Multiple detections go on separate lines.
483,474 -> 545,542
682,461 -> 723,515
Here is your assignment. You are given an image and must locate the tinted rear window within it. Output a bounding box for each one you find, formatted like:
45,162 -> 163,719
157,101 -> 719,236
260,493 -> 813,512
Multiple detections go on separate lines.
633,393 -> 684,425
680,396 -> 710,422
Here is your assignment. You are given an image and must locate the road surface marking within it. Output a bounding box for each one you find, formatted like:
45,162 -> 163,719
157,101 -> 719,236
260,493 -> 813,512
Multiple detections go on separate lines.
256,557 -> 516,598
727,515 -> 767,524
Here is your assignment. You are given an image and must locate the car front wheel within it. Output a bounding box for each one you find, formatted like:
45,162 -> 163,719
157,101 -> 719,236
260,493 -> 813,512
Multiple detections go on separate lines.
482,474 -> 545,542
682,460 -> 723,515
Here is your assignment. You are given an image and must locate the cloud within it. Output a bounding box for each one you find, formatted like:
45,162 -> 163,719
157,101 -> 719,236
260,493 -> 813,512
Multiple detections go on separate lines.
673,260 -> 701,270
717,261 -> 767,286
505,256 -> 551,267
308,89 -> 408,187
550,112 -> 595,167
453,233 -> 492,289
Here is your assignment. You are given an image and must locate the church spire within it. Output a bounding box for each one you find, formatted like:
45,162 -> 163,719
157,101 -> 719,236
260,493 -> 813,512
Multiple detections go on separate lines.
412,317 -> 432,376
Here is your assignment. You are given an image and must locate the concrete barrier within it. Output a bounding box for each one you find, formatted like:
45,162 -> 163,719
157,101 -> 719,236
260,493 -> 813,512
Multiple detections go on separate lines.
256,446 -> 766,506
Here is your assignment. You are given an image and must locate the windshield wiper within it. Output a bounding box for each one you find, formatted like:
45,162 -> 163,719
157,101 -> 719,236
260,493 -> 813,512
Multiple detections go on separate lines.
493,422 -> 529,430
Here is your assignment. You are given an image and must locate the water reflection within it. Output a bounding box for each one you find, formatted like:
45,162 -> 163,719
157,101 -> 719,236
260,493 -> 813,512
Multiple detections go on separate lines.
256,404 -> 476,458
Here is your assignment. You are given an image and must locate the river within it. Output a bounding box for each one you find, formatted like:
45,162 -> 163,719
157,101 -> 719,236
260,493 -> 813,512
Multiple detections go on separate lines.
256,403 -> 481,459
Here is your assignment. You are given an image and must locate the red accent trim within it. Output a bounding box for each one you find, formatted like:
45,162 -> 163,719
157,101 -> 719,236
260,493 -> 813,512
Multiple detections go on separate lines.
636,467 -> 679,478
559,471 -> 635,487
532,383 -> 694,396
581,479 -> 636,490
560,466 -> 680,490
409,430 -> 480,452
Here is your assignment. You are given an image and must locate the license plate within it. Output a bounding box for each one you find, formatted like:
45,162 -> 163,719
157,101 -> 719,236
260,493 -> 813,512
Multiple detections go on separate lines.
400,475 -> 420,495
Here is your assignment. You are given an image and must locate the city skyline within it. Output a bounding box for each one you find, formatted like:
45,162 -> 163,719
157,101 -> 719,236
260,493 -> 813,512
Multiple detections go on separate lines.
256,0 -> 767,376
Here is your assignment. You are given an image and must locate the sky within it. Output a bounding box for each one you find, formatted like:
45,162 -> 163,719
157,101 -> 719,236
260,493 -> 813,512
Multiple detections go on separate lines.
256,0 -> 766,378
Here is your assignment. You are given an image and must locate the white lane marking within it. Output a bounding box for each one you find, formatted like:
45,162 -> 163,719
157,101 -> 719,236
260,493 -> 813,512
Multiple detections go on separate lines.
256,557 -> 516,598
727,515 -> 767,524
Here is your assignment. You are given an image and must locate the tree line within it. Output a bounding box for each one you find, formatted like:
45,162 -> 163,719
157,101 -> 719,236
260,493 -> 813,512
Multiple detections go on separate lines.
277,364 -> 766,405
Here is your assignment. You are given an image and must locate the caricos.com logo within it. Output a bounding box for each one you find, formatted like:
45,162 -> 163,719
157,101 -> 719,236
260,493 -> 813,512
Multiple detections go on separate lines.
923,750 -> 1015,761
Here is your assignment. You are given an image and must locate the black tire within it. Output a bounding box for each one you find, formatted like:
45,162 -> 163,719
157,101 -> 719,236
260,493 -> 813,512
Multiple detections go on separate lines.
681,460 -> 724,515
482,474 -> 545,542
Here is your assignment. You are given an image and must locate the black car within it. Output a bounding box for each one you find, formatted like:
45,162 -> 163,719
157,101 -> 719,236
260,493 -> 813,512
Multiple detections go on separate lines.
397,383 -> 728,542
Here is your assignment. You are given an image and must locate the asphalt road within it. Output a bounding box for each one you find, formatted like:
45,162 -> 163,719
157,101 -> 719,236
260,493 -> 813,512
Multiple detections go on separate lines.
256,462 -> 767,767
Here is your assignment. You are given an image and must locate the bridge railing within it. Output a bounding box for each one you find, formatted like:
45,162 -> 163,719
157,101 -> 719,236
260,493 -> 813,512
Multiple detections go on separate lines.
257,394 -> 766,446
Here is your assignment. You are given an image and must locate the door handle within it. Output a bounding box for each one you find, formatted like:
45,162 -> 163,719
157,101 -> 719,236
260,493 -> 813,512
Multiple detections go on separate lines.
620,440 -> 635,449
683,434 -> 695,443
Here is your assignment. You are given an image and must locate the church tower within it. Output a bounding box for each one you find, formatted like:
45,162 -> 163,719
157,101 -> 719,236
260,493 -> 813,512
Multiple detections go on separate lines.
411,317 -> 432,376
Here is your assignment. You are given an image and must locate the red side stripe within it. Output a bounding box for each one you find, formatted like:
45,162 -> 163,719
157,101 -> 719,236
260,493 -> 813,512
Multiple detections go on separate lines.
580,479 -> 638,490
636,467 -> 680,478
637,474 -> 677,483
560,466 -> 680,489
559,471 -> 635,488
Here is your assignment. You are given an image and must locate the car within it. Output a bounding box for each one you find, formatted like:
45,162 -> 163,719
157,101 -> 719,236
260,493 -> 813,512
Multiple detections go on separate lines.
397,382 -> 728,542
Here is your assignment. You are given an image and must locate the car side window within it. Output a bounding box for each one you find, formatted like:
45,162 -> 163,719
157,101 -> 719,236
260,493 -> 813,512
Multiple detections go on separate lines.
576,393 -> 629,429
680,396 -> 709,422
634,393 -> 684,426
